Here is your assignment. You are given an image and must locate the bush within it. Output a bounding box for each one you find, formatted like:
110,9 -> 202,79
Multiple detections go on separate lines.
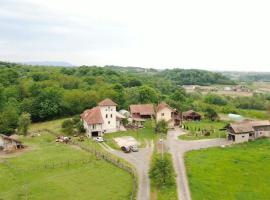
149,153 -> 175,188
62,119 -> 74,135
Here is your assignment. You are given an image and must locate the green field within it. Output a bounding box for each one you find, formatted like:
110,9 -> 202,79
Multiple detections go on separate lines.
179,120 -> 228,140
0,121 -> 133,200
104,120 -> 157,149
185,139 -> 270,200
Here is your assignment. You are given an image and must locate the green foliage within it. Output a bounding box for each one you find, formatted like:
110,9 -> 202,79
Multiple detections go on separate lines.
204,93 -> 227,105
61,117 -> 85,135
204,107 -> 219,121
149,153 -> 176,188
17,112 -> 31,135
155,119 -> 168,134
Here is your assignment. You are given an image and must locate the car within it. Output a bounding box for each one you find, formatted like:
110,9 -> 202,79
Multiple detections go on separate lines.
94,137 -> 104,142
130,145 -> 139,152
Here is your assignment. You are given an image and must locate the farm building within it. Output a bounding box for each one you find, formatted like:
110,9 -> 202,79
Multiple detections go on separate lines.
129,104 -> 154,119
0,134 -> 23,152
81,98 -> 125,137
183,110 -> 201,121
156,102 -> 181,128
227,120 -> 270,143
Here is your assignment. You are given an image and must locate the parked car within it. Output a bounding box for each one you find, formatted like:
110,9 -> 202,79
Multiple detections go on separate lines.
130,145 -> 139,152
121,146 -> 131,153
94,137 -> 104,142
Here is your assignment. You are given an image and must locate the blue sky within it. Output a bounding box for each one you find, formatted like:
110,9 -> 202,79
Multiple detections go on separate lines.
1,0 -> 270,71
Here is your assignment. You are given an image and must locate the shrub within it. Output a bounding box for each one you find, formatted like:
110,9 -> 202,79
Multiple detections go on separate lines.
149,153 -> 175,188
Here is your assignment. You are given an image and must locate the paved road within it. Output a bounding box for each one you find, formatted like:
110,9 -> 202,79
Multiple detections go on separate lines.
167,128 -> 232,200
101,142 -> 153,200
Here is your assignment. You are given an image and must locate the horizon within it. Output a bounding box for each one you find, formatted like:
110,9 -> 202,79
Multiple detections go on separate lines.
1,0 -> 270,72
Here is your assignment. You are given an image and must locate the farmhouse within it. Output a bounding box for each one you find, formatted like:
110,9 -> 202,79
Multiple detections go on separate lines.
129,104 -> 154,120
0,134 -> 23,152
183,110 -> 201,121
227,120 -> 270,143
81,98 -> 125,137
156,102 -> 181,128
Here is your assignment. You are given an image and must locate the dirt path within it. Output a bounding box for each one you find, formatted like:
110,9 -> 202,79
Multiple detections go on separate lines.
101,141 -> 153,200
167,128 -> 232,200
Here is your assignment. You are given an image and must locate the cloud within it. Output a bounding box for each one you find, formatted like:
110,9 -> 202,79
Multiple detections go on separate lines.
0,0 -> 270,71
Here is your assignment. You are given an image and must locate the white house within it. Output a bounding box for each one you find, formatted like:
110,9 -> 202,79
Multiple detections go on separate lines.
81,98 -> 125,137
227,120 -> 270,143
156,102 -> 181,128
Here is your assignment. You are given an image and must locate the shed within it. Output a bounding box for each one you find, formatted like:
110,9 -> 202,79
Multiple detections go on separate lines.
183,110 -> 201,121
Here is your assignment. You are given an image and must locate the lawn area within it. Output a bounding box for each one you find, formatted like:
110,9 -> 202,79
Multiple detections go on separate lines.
0,120 -> 133,200
104,120 -> 157,149
29,117 -> 69,133
179,120 -> 228,140
185,139 -> 270,200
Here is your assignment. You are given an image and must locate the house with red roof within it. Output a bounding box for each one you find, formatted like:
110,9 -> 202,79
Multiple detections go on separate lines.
81,98 -> 125,137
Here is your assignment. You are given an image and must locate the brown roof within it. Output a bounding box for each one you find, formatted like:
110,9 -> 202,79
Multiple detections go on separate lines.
229,120 -> 270,134
98,98 -> 117,106
183,110 -> 201,117
156,102 -> 174,112
130,104 -> 154,115
0,134 -> 21,143
81,107 -> 104,125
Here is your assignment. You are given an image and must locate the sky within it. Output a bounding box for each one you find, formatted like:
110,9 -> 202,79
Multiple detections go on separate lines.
1,0 -> 270,71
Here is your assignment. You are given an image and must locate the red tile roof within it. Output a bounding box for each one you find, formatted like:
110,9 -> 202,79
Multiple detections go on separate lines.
98,98 -> 117,106
156,102 -> 174,112
81,107 -> 104,125
129,104 -> 154,116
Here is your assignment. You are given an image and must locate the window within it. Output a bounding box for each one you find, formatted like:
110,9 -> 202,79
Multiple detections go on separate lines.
111,114 -> 113,118
108,121 -> 110,124
106,114 -> 108,118
92,125 -> 96,130
161,113 -> 164,116
242,135 -> 245,138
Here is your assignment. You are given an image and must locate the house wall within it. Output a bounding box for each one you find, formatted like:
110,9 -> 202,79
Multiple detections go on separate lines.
156,107 -> 172,123
0,137 -> 4,147
83,120 -> 103,137
234,133 -> 249,143
254,126 -> 270,138
99,106 -> 117,132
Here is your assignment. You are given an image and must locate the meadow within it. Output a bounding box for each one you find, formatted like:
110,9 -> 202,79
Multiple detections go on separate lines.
179,120 -> 228,140
0,120 -> 133,200
185,139 -> 270,200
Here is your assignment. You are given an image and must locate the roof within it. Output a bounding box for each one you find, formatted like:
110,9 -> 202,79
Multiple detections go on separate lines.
98,98 -> 117,106
156,102 -> 174,112
229,120 -> 270,134
183,110 -> 201,117
81,107 -> 104,125
0,134 -> 22,143
116,112 -> 126,120
129,104 -> 155,115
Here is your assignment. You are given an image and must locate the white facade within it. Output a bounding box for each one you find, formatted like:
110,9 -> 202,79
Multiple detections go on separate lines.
99,105 -> 117,133
156,107 -> 172,123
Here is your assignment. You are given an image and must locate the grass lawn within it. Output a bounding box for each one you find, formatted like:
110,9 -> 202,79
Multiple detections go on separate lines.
104,120 -> 157,149
0,120 -> 133,200
179,120 -> 228,140
185,139 -> 270,200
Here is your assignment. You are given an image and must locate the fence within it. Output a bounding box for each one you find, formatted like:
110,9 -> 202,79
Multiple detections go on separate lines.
41,128 -> 138,200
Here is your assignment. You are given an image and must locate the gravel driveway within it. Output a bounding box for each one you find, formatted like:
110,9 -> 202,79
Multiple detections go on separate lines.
167,128 -> 232,200
101,141 -> 153,200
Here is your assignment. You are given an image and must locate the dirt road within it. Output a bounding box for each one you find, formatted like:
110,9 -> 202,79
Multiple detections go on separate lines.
101,142 -> 153,200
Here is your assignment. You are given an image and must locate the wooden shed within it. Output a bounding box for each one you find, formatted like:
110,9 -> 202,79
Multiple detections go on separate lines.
182,110 -> 201,121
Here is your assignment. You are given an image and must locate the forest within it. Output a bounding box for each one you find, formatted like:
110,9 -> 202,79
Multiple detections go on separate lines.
0,61 -> 269,135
